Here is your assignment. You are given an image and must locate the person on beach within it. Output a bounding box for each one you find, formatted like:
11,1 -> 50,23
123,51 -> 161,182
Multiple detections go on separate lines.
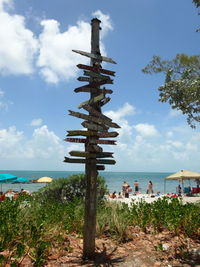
122,181 -> 129,196
177,184 -> 182,196
118,192 -> 123,198
134,180 -> 139,194
109,191 -> 117,199
147,181 -> 153,194
125,185 -> 132,198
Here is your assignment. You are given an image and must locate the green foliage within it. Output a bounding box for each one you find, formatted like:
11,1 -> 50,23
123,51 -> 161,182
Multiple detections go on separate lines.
193,0 -> 200,8
96,201 -> 131,242
142,54 -> 200,128
0,191 -> 199,265
37,173 -> 108,203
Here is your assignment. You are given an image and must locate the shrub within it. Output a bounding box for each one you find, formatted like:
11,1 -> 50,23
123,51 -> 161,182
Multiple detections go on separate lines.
37,173 -> 108,203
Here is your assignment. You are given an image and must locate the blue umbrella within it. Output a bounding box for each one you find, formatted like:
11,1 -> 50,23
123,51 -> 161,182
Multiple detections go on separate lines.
13,177 -> 30,183
0,173 -> 17,183
0,173 -> 17,192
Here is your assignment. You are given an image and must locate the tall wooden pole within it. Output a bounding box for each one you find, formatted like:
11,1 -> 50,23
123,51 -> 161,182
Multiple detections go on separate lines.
64,17 -> 118,260
83,18 -> 101,259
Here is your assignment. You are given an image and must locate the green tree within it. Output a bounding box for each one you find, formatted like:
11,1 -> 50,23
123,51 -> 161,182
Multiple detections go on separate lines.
142,54 -> 200,128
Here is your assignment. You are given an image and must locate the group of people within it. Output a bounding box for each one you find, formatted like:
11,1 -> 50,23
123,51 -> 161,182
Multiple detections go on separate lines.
109,180 -> 154,199
0,188 -> 30,201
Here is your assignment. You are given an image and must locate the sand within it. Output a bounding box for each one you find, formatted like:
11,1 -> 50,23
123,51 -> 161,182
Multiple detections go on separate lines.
107,194 -> 200,206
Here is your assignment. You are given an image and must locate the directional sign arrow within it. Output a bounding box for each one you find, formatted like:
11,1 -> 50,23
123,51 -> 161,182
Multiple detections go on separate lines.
77,64 -> 115,76
72,49 -> 117,64
78,94 -> 105,109
74,86 -> 113,94
64,157 -> 116,165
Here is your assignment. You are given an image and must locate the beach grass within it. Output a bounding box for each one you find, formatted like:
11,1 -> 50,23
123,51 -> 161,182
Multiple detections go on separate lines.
0,176 -> 200,266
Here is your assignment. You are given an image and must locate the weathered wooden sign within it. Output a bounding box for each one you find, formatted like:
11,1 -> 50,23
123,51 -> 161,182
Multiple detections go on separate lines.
97,139 -> 116,145
67,130 -> 119,138
76,87 -> 113,94
64,137 -> 116,145
67,130 -> 96,137
96,165 -> 105,170
81,121 -> 108,132
83,70 -> 111,81
82,105 -> 112,122
92,79 -> 113,86
64,137 -> 87,143
78,94 -> 105,109
74,86 -> 113,95
97,131 -> 119,138
77,64 -> 115,76
72,49 -> 117,64
77,77 -> 91,82
64,156 -> 116,165
69,150 -> 113,158
69,110 -> 120,129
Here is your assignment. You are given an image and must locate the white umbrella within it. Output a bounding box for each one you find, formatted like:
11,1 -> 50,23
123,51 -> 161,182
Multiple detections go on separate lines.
165,170 -> 200,180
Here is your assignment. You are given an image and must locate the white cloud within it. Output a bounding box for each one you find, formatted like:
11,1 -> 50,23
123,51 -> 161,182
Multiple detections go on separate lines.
37,12 -> 112,83
0,125 -> 65,170
105,102 -> 135,122
104,103 -> 136,144
134,123 -> 159,137
0,2 -> 112,83
166,140 -> 183,149
0,0 -> 38,75
30,118 -> 43,127
37,19 -> 90,83
27,125 -> 64,159
102,104 -> 200,172
0,126 -> 24,157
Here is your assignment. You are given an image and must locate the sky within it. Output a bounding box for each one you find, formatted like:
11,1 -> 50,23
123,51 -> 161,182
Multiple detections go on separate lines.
0,0 -> 199,172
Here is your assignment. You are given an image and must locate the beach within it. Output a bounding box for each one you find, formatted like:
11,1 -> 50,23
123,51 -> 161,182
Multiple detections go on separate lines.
107,194 -> 200,205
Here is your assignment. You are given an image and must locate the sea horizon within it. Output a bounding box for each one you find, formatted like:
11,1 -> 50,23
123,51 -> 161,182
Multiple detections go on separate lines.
0,170 -> 197,195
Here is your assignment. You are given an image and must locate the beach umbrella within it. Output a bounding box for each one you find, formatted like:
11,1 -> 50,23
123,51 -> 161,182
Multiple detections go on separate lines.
0,173 -> 17,192
165,170 -> 200,180
164,170 -> 200,194
12,177 -> 30,191
13,177 -> 30,183
37,177 -> 53,183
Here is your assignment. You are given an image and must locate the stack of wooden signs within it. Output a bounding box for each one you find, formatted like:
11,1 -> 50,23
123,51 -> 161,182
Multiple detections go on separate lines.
64,49 -> 120,171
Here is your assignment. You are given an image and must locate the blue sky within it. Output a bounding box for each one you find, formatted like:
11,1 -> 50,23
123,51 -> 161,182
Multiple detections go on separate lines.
0,0 -> 199,172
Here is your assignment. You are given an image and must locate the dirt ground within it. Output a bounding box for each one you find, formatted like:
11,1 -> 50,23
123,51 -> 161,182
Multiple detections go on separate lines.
16,229 -> 199,267
3,228 -> 200,267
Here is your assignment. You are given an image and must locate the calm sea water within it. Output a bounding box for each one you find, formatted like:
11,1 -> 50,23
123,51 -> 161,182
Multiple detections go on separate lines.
0,170 -> 197,194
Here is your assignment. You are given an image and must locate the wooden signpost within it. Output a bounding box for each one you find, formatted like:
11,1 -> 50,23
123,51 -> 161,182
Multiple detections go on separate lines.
74,86 -> 113,94
72,49 -> 117,64
83,70 -> 111,81
77,64 -> 115,76
64,18 -> 119,260
67,130 -> 119,138
78,93 -> 105,109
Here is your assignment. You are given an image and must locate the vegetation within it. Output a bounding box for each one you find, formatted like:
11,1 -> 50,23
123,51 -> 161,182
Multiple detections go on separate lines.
0,174 -> 199,266
193,0 -> 200,8
37,173 -> 108,203
142,54 -> 200,128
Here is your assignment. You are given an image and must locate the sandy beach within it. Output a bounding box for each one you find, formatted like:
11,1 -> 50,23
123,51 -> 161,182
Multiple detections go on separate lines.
107,194 -> 200,206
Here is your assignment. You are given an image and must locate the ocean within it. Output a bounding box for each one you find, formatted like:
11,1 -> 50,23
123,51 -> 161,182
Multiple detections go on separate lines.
0,170 -> 197,194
